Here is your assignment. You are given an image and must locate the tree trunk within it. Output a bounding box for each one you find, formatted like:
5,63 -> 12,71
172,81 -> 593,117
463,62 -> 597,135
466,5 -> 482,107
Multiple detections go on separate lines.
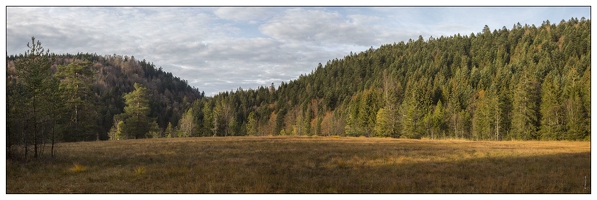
495,107 -> 500,141
52,120 -> 55,158
33,93 -> 38,159
23,125 -> 28,162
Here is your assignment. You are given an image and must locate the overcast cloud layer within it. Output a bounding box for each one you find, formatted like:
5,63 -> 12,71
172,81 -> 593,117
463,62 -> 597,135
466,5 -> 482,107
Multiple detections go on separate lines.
6,7 -> 590,96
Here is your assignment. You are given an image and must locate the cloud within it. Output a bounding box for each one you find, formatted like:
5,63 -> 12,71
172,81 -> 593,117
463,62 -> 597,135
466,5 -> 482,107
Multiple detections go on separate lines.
174,37 -> 331,95
257,8 -> 430,50
6,7 -> 591,96
259,8 -> 379,46
214,7 -> 275,23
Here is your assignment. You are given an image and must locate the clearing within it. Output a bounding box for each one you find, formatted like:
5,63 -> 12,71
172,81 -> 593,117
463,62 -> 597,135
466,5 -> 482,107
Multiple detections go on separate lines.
6,136 -> 591,193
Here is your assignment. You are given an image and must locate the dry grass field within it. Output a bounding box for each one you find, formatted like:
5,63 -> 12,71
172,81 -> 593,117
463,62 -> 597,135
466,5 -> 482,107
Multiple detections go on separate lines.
6,136 -> 591,193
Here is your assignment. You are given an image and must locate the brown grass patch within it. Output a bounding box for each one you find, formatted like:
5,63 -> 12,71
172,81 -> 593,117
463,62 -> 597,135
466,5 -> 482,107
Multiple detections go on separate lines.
6,136 -> 590,193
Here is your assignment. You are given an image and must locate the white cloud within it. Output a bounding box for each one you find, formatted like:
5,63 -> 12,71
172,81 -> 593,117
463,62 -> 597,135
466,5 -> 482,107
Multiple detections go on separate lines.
6,6 -> 591,96
214,7 -> 274,23
259,8 -> 377,46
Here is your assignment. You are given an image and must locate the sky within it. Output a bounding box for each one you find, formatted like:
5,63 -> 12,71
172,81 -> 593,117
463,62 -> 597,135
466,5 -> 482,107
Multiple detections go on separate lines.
4,3 -> 592,96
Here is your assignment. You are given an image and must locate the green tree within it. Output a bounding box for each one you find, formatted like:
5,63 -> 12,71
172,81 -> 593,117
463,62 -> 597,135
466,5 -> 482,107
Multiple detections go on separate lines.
539,73 -> 565,140
430,100 -> 446,140
374,108 -> 391,137
165,122 -> 174,138
510,72 -> 540,140
401,86 -> 428,139
108,119 -> 124,140
314,115 -> 323,136
562,67 -> 589,140
472,90 -> 492,140
345,96 -> 364,136
274,108 -> 286,135
247,112 -> 258,136
54,61 -> 98,141
358,89 -> 381,137
303,106 -> 312,136
378,71 -> 402,138
564,94 -> 588,140
178,107 -> 194,138
11,37 -> 58,160
148,121 -> 161,138
228,116 -> 238,136
119,83 -> 153,139
202,102 -> 214,137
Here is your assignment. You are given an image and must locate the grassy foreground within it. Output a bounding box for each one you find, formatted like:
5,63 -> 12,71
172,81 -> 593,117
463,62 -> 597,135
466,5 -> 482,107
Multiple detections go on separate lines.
6,136 -> 591,193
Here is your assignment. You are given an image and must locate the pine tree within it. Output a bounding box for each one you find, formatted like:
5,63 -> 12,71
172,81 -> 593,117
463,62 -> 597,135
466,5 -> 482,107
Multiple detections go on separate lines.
247,112 -> 258,136
401,86 -> 428,139
228,116 -> 238,136
539,73 -> 565,140
54,61 -> 98,141
315,115 -> 323,136
564,94 -> 588,140
165,122 -> 174,138
511,72 -> 540,140
119,83 -> 153,139
12,37 -> 58,159
374,108 -> 391,137
562,67 -> 589,140
357,89 -> 381,137
472,90 -> 492,140
345,95 -> 363,136
303,107 -> 312,136
378,71 -> 402,138
202,102 -> 214,137
431,100 -> 446,140
148,121 -> 161,138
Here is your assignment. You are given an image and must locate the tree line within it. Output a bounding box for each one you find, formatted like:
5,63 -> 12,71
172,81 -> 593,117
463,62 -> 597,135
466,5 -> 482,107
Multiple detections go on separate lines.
6,39 -> 203,160
171,18 -> 590,141
6,18 -> 590,161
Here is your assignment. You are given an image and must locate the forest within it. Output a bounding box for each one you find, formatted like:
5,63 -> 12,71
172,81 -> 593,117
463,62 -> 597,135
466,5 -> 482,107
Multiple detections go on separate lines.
187,18 -> 590,141
6,45 -> 203,159
5,18 -> 590,160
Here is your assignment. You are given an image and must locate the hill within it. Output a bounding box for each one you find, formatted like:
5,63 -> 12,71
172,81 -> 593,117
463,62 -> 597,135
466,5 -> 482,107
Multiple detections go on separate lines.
190,18 -> 590,140
7,51 -> 203,148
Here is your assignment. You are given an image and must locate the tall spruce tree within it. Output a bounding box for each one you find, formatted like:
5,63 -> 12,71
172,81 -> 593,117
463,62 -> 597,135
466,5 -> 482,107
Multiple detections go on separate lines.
511,71 -> 541,140
539,72 -> 565,140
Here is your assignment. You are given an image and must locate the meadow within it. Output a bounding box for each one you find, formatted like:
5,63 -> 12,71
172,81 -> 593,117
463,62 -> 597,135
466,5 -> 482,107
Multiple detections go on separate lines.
6,136 -> 591,193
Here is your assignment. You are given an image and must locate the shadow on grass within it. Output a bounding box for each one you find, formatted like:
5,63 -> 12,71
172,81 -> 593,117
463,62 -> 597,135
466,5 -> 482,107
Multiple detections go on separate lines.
5,138 -> 591,194
246,152 -> 591,194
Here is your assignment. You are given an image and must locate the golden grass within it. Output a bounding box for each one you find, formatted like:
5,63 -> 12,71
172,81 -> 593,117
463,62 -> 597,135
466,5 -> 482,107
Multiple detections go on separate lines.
70,163 -> 87,173
134,166 -> 146,175
6,136 -> 591,193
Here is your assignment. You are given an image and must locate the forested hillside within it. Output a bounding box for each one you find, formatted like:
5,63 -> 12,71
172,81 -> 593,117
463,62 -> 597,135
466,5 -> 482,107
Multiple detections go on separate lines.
183,18 -> 590,141
6,18 -> 591,160
7,46 -> 203,159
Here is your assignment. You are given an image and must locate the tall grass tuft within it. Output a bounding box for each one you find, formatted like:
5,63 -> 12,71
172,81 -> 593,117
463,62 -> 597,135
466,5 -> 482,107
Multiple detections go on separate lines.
70,163 -> 87,173
134,166 -> 146,175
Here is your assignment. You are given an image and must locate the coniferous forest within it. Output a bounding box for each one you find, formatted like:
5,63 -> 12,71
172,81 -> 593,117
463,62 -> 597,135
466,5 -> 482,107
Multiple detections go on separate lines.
6,18 -> 590,159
